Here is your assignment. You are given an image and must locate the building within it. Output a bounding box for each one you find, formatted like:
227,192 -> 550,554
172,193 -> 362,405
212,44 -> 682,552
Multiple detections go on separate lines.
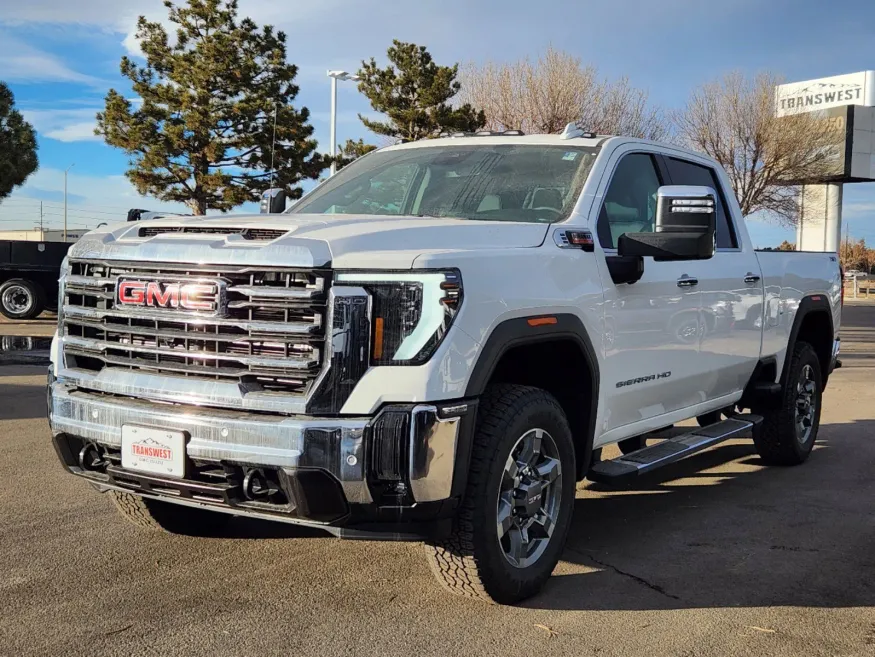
0,228 -> 90,243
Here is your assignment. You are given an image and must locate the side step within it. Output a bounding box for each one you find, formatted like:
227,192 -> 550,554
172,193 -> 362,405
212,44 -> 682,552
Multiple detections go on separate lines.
588,414 -> 763,485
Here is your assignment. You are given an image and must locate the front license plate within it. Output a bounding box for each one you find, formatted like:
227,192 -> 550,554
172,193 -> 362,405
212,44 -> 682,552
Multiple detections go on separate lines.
121,425 -> 186,478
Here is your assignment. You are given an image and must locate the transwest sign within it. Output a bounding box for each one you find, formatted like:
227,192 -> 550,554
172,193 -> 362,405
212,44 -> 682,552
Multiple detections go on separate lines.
775,71 -> 875,183
775,71 -> 875,117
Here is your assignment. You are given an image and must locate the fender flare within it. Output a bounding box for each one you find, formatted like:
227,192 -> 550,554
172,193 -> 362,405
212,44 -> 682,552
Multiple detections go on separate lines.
781,294 -> 834,388
465,313 -> 600,479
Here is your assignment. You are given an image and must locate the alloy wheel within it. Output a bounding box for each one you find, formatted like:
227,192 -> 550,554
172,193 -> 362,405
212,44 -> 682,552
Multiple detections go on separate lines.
496,428 -> 563,569
794,363 -> 818,445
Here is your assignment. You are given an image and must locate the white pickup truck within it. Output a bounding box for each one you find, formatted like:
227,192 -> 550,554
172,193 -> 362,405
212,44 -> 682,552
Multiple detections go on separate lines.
47,127 -> 842,604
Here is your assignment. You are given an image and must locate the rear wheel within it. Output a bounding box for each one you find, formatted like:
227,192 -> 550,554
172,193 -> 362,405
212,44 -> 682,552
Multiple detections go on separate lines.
0,278 -> 45,320
110,491 -> 230,536
424,384 -> 576,604
753,342 -> 822,466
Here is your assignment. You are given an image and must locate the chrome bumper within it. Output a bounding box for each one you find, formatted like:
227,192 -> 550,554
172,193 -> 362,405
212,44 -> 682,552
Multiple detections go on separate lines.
48,381 -> 468,508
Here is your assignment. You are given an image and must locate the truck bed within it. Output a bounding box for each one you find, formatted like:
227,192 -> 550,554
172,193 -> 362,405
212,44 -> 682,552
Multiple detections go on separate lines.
755,250 -> 842,376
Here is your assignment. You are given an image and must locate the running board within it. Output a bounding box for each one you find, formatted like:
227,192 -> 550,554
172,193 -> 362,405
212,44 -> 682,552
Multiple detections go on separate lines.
588,414 -> 763,485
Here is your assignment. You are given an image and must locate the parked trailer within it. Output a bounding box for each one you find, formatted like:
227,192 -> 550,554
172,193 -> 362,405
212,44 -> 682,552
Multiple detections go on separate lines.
0,240 -> 72,320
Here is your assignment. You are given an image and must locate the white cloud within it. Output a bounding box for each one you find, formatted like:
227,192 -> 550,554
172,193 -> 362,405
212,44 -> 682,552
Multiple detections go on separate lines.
0,167 -> 191,232
0,1 -> 151,26
842,201 -> 875,219
0,33 -> 101,85
20,108 -> 101,143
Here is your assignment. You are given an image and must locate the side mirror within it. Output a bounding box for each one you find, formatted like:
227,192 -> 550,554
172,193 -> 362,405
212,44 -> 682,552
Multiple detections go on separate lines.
618,185 -> 716,261
260,188 -> 287,214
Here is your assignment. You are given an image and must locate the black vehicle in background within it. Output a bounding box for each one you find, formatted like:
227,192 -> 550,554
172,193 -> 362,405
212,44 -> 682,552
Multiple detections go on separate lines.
0,240 -> 72,320
0,208 -> 190,320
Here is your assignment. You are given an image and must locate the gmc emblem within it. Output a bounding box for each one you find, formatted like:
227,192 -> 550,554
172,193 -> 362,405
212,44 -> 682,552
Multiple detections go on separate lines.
117,279 -> 223,314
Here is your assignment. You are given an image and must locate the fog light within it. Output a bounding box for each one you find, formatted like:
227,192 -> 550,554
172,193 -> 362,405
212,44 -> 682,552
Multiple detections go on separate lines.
367,410 -> 409,482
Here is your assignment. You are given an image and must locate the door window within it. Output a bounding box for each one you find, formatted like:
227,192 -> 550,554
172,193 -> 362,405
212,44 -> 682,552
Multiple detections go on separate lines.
665,157 -> 738,249
597,153 -> 661,249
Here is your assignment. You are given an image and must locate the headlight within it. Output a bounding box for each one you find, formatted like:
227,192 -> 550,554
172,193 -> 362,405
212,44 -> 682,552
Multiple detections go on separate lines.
335,270 -> 462,365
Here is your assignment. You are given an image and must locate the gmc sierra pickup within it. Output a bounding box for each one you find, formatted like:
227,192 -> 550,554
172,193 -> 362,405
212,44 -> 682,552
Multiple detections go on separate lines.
47,125 -> 842,604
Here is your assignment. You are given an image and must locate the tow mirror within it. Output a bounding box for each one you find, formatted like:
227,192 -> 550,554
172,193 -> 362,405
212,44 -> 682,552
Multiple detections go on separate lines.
618,185 -> 717,261
260,188 -> 287,214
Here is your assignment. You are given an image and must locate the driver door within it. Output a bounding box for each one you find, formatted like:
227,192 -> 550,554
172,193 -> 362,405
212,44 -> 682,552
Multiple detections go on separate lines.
595,151 -> 707,439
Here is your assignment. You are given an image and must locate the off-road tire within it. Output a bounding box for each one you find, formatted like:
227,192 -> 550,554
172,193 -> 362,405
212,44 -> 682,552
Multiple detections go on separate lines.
424,384 -> 576,604
753,342 -> 823,466
110,491 -> 230,536
0,278 -> 45,320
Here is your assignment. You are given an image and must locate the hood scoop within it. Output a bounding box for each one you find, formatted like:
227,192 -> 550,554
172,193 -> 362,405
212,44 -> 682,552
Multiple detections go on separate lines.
138,226 -> 288,241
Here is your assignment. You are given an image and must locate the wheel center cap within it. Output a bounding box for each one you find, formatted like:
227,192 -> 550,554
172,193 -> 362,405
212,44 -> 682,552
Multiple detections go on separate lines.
515,480 -> 545,517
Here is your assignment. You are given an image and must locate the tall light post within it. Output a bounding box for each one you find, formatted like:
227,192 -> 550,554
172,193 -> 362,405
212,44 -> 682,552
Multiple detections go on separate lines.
64,163 -> 75,242
327,70 -> 360,176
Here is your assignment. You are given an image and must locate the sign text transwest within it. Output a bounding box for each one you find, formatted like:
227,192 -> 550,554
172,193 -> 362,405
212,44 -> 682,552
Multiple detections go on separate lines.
775,71 -> 875,117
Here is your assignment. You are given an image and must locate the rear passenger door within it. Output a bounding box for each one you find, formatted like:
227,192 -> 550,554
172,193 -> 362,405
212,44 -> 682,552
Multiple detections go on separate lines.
663,156 -> 763,403
595,150 -> 708,437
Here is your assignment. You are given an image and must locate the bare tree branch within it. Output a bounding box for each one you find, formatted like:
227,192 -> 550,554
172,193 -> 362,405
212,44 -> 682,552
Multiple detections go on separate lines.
672,71 -> 839,226
458,47 -> 668,139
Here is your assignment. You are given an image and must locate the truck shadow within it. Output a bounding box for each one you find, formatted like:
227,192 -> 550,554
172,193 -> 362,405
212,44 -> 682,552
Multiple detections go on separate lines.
0,381 -> 50,419
525,421 -> 875,611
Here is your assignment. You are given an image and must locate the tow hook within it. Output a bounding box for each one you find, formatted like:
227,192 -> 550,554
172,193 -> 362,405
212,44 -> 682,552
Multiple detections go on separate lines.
242,468 -> 280,500
78,443 -> 106,471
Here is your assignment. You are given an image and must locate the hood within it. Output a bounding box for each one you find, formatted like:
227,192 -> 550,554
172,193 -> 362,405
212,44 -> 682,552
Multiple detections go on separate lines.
69,214 -> 550,269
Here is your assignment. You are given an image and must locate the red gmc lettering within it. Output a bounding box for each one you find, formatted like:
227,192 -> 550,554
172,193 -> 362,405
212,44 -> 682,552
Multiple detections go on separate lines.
146,284 -> 179,308
117,280 -> 216,311
181,284 -> 215,311
118,281 -> 146,304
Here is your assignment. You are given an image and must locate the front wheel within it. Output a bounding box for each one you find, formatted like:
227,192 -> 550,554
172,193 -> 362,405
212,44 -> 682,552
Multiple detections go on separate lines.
0,278 -> 45,320
753,342 -> 823,465
424,384 -> 576,604
110,491 -> 230,536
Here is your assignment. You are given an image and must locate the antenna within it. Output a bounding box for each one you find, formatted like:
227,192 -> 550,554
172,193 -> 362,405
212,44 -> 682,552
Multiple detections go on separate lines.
269,103 -> 279,189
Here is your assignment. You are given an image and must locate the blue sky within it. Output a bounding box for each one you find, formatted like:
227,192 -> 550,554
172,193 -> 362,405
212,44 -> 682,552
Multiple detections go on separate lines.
1,0 -> 875,246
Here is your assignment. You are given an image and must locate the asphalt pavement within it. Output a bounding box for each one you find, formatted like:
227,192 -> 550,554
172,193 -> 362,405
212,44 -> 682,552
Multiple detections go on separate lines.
1,304 -> 874,657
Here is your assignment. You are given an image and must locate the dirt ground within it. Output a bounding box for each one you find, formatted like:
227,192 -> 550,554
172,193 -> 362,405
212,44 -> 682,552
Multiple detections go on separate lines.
1,303 -> 873,657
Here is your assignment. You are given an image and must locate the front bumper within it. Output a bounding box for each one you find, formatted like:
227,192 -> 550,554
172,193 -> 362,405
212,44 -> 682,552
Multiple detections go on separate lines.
48,379 -> 476,539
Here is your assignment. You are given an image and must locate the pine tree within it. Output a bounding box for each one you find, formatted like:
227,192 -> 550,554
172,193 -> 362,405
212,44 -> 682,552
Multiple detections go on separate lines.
96,0 -> 326,214
356,41 -> 485,142
335,138 -> 378,171
0,82 -> 38,200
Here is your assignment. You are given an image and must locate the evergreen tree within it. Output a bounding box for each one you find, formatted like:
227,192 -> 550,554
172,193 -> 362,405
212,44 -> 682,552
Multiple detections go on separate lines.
356,41 -> 485,142
96,0 -> 326,214
0,82 -> 38,200
335,138 -> 377,170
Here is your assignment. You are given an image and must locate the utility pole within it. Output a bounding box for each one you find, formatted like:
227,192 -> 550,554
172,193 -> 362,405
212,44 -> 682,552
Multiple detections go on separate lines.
40,201 -> 44,234
64,163 -> 75,242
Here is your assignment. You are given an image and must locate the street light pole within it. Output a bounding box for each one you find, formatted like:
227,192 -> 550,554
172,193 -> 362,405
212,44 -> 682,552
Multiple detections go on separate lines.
329,75 -> 338,176
64,163 -> 75,242
327,70 -> 361,177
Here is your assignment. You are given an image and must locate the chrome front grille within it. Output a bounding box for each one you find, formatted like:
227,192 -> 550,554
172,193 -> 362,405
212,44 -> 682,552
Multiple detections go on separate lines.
62,260 -> 329,397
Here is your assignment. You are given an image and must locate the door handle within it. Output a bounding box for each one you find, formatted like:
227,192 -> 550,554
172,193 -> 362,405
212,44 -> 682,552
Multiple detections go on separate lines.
744,273 -> 761,284
677,276 -> 698,288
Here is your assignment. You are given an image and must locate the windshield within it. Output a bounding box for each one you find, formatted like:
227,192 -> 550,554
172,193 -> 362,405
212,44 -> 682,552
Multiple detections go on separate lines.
289,144 -> 599,223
